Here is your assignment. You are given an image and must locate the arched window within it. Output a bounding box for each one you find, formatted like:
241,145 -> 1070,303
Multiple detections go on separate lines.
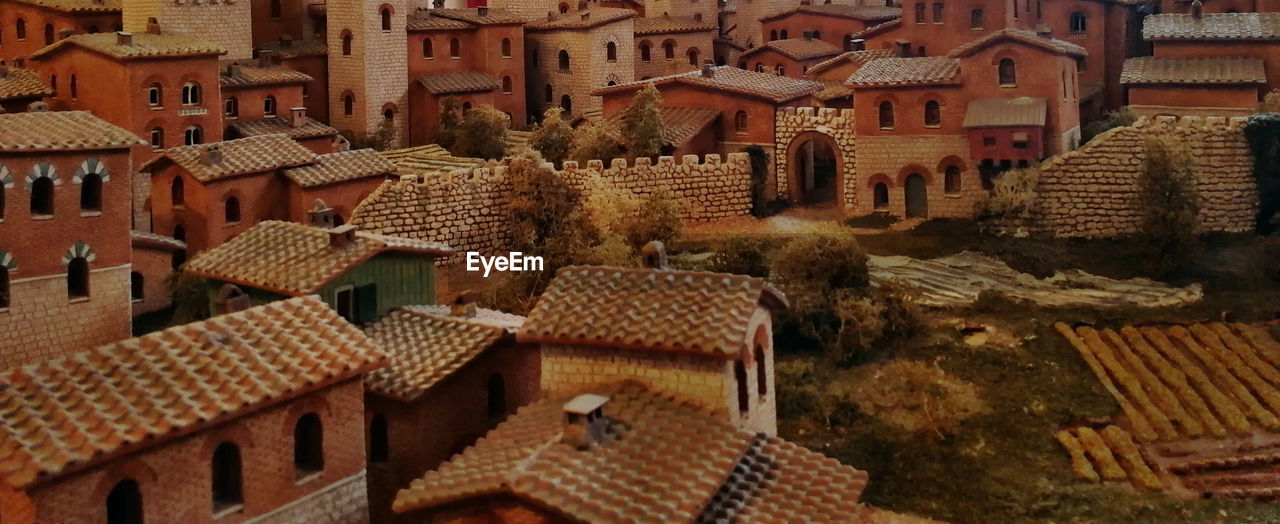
80,173 -> 102,212
662,40 -> 674,60
130,271 -> 144,301
380,7 -> 392,31
342,32 -> 352,56
878,101 -> 895,129
369,414 -> 389,463
501,38 -> 512,57
69,75 -> 77,98
270,0 -> 282,17
874,182 -> 889,208
449,37 -> 460,58
560,94 -> 571,113
294,413 -> 324,474
755,63 -> 764,73
998,58 -> 1016,85
150,128 -> 164,149
606,41 -> 617,62
544,84 -> 553,102
687,47 -> 699,66
30,176 -> 53,216
183,126 -> 202,146
106,479 -> 143,524
487,374 -> 506,419
734,110 -> 747,133
924,100 -> 941,127
755,344 -> 767,396
224,196 -> 240,224
775,64 -> 784,76
780,29 -> 789,39
1,266 -> 10,309
944,165 -> 961,193
461,101 -> 471,113
343,93 -> 354,116
1070,12 -> 1086,34
970,8 -> 984,28
384,107 -> 394,120
212,442 -> 243,510
558,50 -> 569,71
43,23 -> 53,45
813,30 -> 821,39
147,83 -> 162,106
501,76 -> 512,94
769,30 -> 777,41
559,2 -> 569,13
734,360 -> 749,413
264,95 -> 276,116
422,38 -> 433,58
16,18 -> 25,40
181,82 -> 201,105
171,177 -> 184,207
639,42 -> 651,62
67,256 -> 89,298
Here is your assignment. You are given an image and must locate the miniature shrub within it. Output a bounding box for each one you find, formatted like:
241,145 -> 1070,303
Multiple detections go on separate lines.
619,83 -> 665,159
452,104 -> 509,160
832,359 -> 988,439
708,237 -> 772,277
979,167 -> 1039,217
569,122 -> 623,164
529,107 -> 574,166
1259,90 -> 1280,114
776,359 -> 822,420
1136,135 -> 1201,277
1081,106 -> 1137,144
166,273 -> 210,325
1245,112 -> 1280,234
744,145 -> 773,217
434,96 -> 462,150
623,187 -> 683,250
771,234 -> 869,290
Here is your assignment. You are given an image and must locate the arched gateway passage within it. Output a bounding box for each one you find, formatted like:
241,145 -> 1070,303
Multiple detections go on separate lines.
786,132 -> 843,207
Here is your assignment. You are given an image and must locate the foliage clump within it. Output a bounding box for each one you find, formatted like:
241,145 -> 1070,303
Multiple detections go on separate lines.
831,359 -> 988,439
166,272 -> 210,325
451,104 -> 509,159
434,96 -> 462,150
344,118 -> 398,152
1136,135 -> 1201,277
529,107 -> 574,166
1259,90 -> 1280,114
623,187 -> 683,250
980,167 -> 1039,217
708,237 -> 772,277
1081,106 -> 1137,144
619,83 -> 666,159
568,122 -> 623,164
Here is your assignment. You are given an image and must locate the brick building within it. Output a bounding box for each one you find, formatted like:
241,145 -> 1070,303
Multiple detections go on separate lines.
363,305 -> 539,524
122,0 -> 254,60
229,105 -> 343,154
256,37 -> 330,123
0,0 -> 122,63
327,0 -> 409,147
632,15 -> 717,80
526,6 -> 636,121
128,229 -> 184,316
602,105 -> 720,156
281,148 -> 399,222
1140,11 -> 1280,105
0,64 -> 52,112
249,0 -> 325,47
217,57 -> 320,142
1121,56 -> 1267,115
0,296 -> 384,523
760,3 -> 900,51
0,111 -> 143,368
739,35 -> 842,78
803,48 -> 896,108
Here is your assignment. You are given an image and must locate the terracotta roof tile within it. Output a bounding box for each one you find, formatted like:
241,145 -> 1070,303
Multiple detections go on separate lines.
429,7 -> 526,25
1121,56 -> 1266,84
807,48 -> 896,77
404,304 -> 525,330
0,296 -> 384,488
219,64 -> 312,88
378,144 -> 487,175
762,4 -> 902,22
595,66 -> 823,103
392,382 -> 869,521
963,97 -> 1047,127
416,71 -> 501,95
633,15 -> 717,35
847,56 -> 961,87
0,68 -> 53,100
851,18 -> 901,39
815,79 -> 853,100
32,32 -> 227,60
230,116 -> 340,140
527,7 -> 636,30
364,308 -> 517,401
0,111 -> 144,152
139,134 -> 316,182
9,0 -> 119,13
256,38 -> 328,58
517,266 -> 787,357
283,148 -> 396,188
947,28 -> 1087,58
406,13 -> 473,30
1143,12 -> 1280,40
184,221 -> 452,296
742,38 -> 843,61
130,230 -> 186,251
603,106 -> 719,148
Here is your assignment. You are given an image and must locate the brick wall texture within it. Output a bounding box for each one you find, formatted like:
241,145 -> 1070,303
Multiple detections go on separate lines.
131,245 -> 176,316
0,265 -> 131,368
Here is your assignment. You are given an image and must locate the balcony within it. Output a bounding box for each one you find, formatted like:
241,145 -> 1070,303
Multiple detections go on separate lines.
179,106 -> 208,116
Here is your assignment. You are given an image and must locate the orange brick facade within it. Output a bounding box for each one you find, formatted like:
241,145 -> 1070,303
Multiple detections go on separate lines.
129,240 -> 178,316
406,20 -> 526,142
760,11 -> 883,51
149,167 -> 282,257
0,1 -> 121,63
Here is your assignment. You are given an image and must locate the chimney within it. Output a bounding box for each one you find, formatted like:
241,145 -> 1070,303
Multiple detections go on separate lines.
307,199 -> 337,228
258,49 -> 274,68
1034,23 -> 1052,38
477,6 -> 489,16
203,144 -> 224,166
702,60 -> 715,77
116,31 -> 133,46
1191,0 -> 1203,18
146,17 -> 160,35
328,224 -> 358,248
214,284 -> 251,315
561,394 -> 609,450
450,291 -> 478,318
290,106 -> 307,127
641,240 -> 669,269
226,63 -> 242,77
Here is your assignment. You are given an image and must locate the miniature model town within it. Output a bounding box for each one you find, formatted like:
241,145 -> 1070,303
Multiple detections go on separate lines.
1,0 -> 1280,521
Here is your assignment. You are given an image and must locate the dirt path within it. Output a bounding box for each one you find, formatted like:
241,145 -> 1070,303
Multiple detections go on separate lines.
685,207 -> 901,238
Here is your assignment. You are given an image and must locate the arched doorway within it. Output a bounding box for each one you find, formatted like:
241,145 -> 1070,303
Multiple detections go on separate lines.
905,174 -> 928,217
787,132 -> 842,206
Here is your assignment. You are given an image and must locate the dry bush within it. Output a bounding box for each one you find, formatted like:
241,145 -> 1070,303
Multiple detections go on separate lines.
708,237 -> 772,277
1260,90 -> 1280,114
980,167 -> 1039,217
580,174 -> 641,236
835,359 -> 988,438
624,187 -> 683,250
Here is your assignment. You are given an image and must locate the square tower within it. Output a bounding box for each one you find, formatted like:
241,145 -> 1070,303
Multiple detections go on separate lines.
328,0 -> 410,148
122,0 -> 255,60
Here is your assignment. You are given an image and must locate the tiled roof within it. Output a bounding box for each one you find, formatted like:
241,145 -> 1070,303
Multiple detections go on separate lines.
416,71 -> 501,95
603,106 -> 719,148
806,48 -> 896,77
364,308 -> 516,401
741,38 -> 843,61
847,56 -> 961,87
633,15 -> 717,35
9,0 -> 119,13
256,38 -> 328,58
518,266 -> 787,357
184,221 -> 452,295
130,230 -> 186,251
761,4 -> 902,22
283,149 -> 396,188
406,13 -> 473,31
815,79 -> 852,100
527,7 -> 636,30
429,7 -> 526,25
851,18 -> 901,39
31,32 -> 227,60
392,382 -> 870,521
947,28 -> 1087,58
379,144 -> 487,175
1121,56 -> 1267,85
230,116 -> 340,140
404,304 -> 525,331
962,97 -> 1047,128
0,111 -> 144,152
1144,12 -> 1280,40
595,66 -> 823,103
219,64 -> 312,88
0,68 -> 53,100
0,296 -> 385,489
139,134 -> 316,182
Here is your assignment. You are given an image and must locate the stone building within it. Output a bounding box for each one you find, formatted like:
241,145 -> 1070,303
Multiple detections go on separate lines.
0,0 -> 122,63
0,296 -> 384,523
128,229 -> 184,316
327,0 -> 409,147
739,34 -> 843,78
249,0 -> 325,47
525,6 -> 636,121
0,111 -> 143,368
363,304 -> 539,524
122,0 -> 254,60
722,0 -> 797,49
0,64 -> 52,112
759,3 -> 901,51
632,14 -> 717,80
1137,11 -> 1280,112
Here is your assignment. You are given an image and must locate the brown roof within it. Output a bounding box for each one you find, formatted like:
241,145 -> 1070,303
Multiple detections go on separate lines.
130,230 -> 186,251
8,0 -> 119,13
595,66 -> 823,103
416,71 -> 501,95
603,106 -> 719,148
0,111 -> 144,152
230,116 -> 340,140
528,7 -> 636,30
847,56 -> 961,87
741,38 -> 843,62
31,32 -> 227,61
806,48 -> 896,77
947,28 -> 1087,58
633,15 -> 717,35
406,13 -> 474,31
963,97 -> 1047,128
518,266 -> 787,357
256,38 -> 328,58
364,308 -> 518,402
283,148 -> 396,188
851,18 -> 901,39
0,296 -> 385,489
392,382 -> 868,521
429,7 -> 526,25
379,144 -> 487,175
815,79 -> 852,101
1121,56 -> 1267,85
0,68 -> 53,100
219,64 -> 312,88
1143,12 -> 1280,40
139,134 -> 316,182
761,4 -> 902,22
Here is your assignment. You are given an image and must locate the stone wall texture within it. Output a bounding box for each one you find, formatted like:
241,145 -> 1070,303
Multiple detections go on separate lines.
993,116 -> 1258,238
123,0 -> 254,60
328,0 -> 409,144
774,107 -> 857,209
244,471 -> 370,524
854,133 -> 986,219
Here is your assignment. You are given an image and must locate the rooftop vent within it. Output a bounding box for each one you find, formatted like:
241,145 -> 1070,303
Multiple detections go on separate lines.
203,144 -> 224,166
642,240 -> 668,269
116,31 -> 133,47
258,49 -> 275,68
562,394 -> 609,450
307,199 -> 338,228
214,284 -> 251,315
451,291 -> 478,318
477,6 -> 489,16
849,38 -> 865,51
702,61 -> 715,78
226,63 -> 242,77
1191,0 -> 1203,18
290,106 -> 307,127
328,224 -> 358,248
0,61 -> 8,78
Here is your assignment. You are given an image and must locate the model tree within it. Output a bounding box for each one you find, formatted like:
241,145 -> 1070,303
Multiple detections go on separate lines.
568,122 -> 622,164
452,104 -> 509,159
530,107 -> 574,166
1137,135 -> 1200,276
620,83 -> 666,158
434,96 -> 462,150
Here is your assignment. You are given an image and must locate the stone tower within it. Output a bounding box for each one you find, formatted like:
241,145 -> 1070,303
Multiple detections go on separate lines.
123,0 -> 255,60
328,0 -> 409,148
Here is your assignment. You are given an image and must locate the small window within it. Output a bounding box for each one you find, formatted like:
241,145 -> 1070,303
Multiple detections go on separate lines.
0,267 -> 10,309
30,176 -> 53,216
294,413 -> 324,474
270,0 -> 282,18
171,177 -> 184,207
933,2 -> 944,22
43,23 -> 53,45
945,165 -> 961,193
755,344 -> 767,396
449,38 -> 460,58
148,83 -> 162,106
16,18 -> 26,40
914,2 -> 926,23
380,7 -> 392,31
558,50 -> 569,71
80,173 -> 102,212
606,41 -> 617,62
755,63 -> 764,73
663,41 -> 674,60
184,126 -> 202,146
1070,12 -> 1086,34
384,108 -> 394,120
775,64 -> 784,76
780,29 -> 788,39
970,8 -> 984,29
812,30 -> 821,39
1013,136 -> 1029,149
501,38 -> 512,58
212,442 -> 243,510
639,42 -> 650,62
734,110 -> 747,133
67,256 -> 89,298
878,101 -> 894,129
544,84 -> 553,103
224,196 -> 240,224
69,74 -> 77,99
264,95 -> 276,116
998,58 -> 1016,86
106,479 -> 143,524
343,93 -> 354,116
224,97 -> 238,118
150,128 -> 164,149
924,100 -> 941,127
342,32 -> 352,56
461,102 -> 471,114
369,414 -> 389,463
422,38 -> 433,58
172,225 -> 185,242
687,47 -> 699,66
873,182 -> 889,208
734,360 -> 749,413
181,82 -> 201,105
502,76 -> 512,94
983,136 -> 996,147
130,271 -> 144,301
487,374 -> 506,420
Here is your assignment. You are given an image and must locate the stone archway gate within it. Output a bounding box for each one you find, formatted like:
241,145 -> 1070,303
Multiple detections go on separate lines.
774,107 -> 857,209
